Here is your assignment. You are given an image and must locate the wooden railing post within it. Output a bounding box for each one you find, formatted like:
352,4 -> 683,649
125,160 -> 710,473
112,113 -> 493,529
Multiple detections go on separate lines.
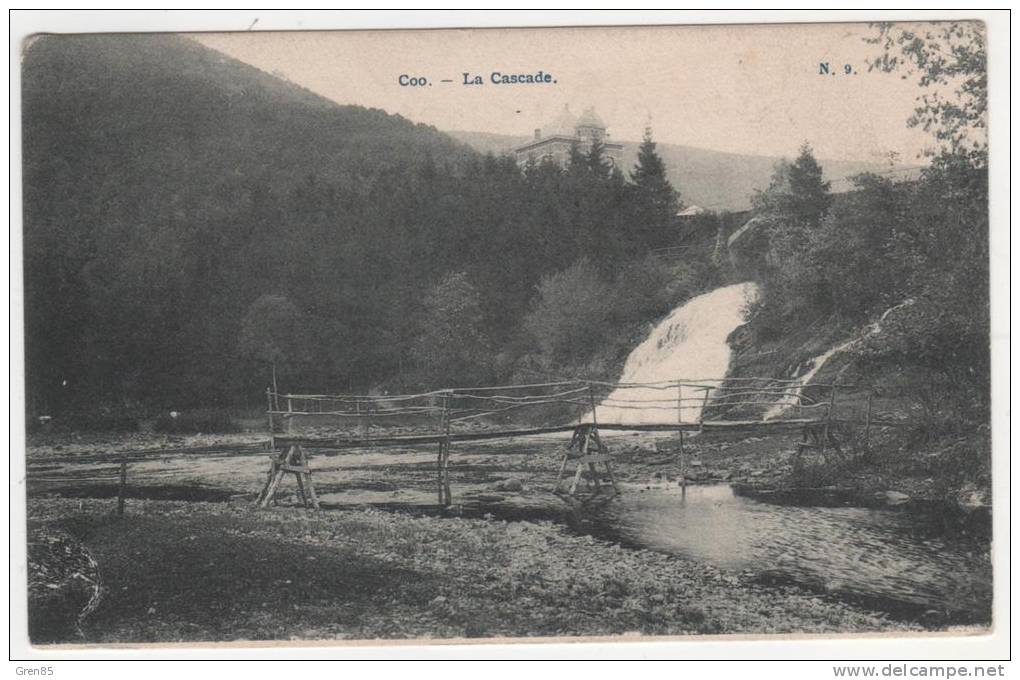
266,387 -> 274,430
437,392 -> 452,507
443,393 -> 453,506
266,387 -> 275,450
586,382 -> 599,429
677,381 -> 686,487
117,461 -> 127,516
584,382 -> 601,493
286,396 -> 293,435
864,390 -> 874,450
356,398 -> 368,439
699,387 -> 711,432
821,384 -> 838,460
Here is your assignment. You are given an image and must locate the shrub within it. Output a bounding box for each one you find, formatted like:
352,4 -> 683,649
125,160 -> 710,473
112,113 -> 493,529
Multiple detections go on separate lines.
523,258 -> 614,368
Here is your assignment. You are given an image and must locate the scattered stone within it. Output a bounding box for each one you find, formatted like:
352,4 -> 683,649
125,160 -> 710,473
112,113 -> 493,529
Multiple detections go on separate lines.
492,478 -> 524,492
882,490 -> 911,506
955,484 -> 988,509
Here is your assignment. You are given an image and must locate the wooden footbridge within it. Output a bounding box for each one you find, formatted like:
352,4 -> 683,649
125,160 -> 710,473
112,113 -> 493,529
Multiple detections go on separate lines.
257,377 -> 880,510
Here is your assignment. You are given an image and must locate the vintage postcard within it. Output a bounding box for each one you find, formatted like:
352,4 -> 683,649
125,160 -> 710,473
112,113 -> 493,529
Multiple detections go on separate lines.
14,13 -> 1003,656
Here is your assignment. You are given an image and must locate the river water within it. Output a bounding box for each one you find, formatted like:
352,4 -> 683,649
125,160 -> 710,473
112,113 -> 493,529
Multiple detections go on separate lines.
564,483 -> 991,623
571,282 -> 990,623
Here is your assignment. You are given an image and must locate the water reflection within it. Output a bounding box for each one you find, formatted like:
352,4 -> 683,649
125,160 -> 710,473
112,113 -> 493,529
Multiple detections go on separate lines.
573,484 -> 991,622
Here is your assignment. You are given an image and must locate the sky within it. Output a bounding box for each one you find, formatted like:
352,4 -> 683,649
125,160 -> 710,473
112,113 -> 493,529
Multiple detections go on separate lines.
192,22 -> 939,163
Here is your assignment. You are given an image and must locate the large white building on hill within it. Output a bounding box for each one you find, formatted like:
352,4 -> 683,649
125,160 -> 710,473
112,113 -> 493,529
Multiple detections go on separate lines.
513,105 -> 624,167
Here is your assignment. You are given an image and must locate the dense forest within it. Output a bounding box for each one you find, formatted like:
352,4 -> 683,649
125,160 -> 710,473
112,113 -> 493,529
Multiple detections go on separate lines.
22,34 -> 707,414
22,24 -> 990,444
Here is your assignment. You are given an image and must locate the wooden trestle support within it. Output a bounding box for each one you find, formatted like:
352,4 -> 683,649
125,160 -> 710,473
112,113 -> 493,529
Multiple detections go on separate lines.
257,388 -> 320,509
257,443 -> 320,509
554,424 -> 620,498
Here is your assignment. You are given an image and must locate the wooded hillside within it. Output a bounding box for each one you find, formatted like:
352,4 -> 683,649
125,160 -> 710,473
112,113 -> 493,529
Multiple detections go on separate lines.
22,34 -> 704,413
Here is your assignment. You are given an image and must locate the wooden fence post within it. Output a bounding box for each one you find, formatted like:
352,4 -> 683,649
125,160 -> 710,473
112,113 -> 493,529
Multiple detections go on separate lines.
117,461 -> 127,516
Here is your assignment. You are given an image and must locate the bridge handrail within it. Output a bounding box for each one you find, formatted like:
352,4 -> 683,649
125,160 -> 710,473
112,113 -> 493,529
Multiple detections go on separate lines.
273,377 -> 858,403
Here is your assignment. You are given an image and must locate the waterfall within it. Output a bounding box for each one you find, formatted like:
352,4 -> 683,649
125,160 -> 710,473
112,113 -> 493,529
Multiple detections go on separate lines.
761,340 -> 855,420
763,298 -> 916,420
595,282 -> 758,424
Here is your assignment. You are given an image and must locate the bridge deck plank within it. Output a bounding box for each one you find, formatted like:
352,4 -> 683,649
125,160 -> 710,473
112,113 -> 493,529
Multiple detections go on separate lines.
273,418 -> 845,450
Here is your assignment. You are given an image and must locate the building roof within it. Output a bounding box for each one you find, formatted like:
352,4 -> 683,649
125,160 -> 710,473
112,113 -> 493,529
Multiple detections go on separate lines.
544,105 -> 578,137
676,205 -> 708,217
576,107 -> 607,130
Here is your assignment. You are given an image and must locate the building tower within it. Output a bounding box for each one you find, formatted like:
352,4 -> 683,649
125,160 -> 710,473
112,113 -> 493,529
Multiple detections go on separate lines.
513,105 -> 623,167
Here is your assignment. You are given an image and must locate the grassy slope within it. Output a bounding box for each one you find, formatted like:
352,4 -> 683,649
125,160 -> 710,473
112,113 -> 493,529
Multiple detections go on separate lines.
28,498 -> 915,644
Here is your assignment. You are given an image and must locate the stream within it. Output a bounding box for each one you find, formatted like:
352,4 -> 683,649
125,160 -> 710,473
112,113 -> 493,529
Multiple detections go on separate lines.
562,483 -> 991,624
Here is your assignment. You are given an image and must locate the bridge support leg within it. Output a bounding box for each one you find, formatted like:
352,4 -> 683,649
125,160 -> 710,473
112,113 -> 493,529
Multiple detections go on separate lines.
256,444 -> 319,510
557,425 -> 619,499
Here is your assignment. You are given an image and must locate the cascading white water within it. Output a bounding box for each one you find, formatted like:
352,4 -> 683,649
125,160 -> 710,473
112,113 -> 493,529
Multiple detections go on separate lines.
762,298 -> 915,420
761,340 -> 855,420
596,282 -> 758,424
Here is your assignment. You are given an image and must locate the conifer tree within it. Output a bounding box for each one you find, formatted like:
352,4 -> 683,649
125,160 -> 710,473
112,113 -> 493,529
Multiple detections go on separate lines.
630,126 -> 680,248
787,143 -> 831,226
586,136 -> 610,179
632,126 -> 680,212
566,140 -> 588,177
